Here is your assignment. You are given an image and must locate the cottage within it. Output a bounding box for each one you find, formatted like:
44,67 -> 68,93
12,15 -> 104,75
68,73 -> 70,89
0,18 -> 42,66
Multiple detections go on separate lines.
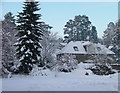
57,41 -> 115,63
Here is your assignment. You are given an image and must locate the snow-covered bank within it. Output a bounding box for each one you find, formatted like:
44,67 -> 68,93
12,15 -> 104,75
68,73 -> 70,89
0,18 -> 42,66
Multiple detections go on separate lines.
2,63 -> 118,91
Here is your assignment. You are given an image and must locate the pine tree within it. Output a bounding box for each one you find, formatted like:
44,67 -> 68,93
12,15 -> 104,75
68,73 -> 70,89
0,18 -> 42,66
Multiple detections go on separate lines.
89,26 -> 98,43
64,19 -> 75,42
75,15 -> 91,41
64,15 -> 98,43
112,19 -> 120,63
15,1 -> 43,74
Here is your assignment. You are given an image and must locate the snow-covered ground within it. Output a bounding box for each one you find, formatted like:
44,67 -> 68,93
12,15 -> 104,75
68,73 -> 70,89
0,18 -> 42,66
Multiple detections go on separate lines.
2,63 -> 118,91
0,78 -> 2,92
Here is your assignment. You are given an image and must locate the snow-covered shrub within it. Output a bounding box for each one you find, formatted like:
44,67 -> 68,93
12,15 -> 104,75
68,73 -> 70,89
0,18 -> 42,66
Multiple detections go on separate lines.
90,54 -> 114,64
89,63 -> 116,75
43,54 -> 57,69
2,62 -> 16,72
2,66 -> 12,78
55,54 -> 78,72
30,65 -> 42,76
88,53 -> 116,75
41,30 -> 61,69
30,64 -> 47,76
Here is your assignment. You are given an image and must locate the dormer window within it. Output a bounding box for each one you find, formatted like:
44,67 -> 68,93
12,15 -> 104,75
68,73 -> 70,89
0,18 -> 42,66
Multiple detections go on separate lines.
73,46 -> 79,51
97,47 -> 101,51
83,45 -> 87,52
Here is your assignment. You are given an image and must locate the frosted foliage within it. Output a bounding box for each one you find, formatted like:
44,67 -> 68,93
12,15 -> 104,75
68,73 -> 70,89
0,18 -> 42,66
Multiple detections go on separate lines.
2,12 -> 17,76
37,55 -> 41,60
90,53 -> 114,65
56,54 -> 78,72
27,30 -> 31,35
30,64 -> 47,76
21,45 -> 25,51
30,65 -> 42,76
26,40 -> 34,43
41,29 -> 60,68
25,49 -> 32,55
19,55 -> 25,61
103,22 -> 115,47
2,66 -> 12,78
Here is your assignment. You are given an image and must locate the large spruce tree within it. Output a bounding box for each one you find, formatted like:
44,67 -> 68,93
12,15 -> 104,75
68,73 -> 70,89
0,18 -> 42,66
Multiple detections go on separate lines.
15,1 -> 43,74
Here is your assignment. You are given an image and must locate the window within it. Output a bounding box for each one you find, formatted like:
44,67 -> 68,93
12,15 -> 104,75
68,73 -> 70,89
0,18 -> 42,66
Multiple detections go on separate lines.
97,47 -> 101,51
73,46 -> 79,51
83,45 -> 87,52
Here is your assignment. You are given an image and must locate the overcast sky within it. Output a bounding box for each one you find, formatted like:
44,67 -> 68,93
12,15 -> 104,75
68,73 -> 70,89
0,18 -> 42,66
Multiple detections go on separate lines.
1,1 -> 118,38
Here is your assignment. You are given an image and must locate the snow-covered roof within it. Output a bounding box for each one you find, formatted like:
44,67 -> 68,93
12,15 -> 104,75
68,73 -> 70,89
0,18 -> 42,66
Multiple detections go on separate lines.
82,41 -> 91,46
58,41 -> 87,54
57,41 -> 115,55
60,43 -> 67,46
90,43 -> 115,54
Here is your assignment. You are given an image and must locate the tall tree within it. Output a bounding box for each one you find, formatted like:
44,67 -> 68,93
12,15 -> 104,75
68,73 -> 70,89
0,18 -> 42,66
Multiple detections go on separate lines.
15,1 -> 43,74
112,20 -> 120,63
64,15 -> 98,43
103,22 -> 115,47
2,12 -> 16,72
103,20 -> 120,63
41,23 -> 62,68
89,26 -> 98,43
64,19 -> 75,42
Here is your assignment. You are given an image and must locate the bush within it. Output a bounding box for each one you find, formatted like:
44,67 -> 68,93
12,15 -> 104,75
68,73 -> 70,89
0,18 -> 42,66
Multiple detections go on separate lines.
89,64 -> 116,75
55,54 -> 78,72
29,65 -> 46,76
2,66 -> 12,78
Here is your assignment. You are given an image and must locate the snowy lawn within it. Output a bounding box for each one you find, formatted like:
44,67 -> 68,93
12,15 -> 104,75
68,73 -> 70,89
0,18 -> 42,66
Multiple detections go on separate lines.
2,63 -> 118,91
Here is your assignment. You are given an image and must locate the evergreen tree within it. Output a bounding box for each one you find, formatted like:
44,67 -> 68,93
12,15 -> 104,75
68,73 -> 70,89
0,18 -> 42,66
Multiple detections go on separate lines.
89,26 -> 98,43
64,19 -> 75,42
112,19 -> 120,63
103,22 -> 115,47
75,15 -> 91,41
15,1 -> 43,74
64,15 -> 98,43
103,20 -> 120,63
98,38 -> 104,45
